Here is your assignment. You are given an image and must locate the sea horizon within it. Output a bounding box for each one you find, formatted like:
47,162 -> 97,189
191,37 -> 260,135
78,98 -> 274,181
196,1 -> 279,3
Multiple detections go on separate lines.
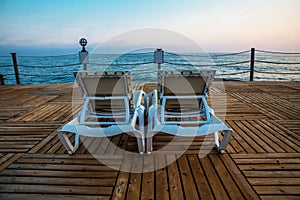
1,49 -> 300,84
1,45 -> 300,57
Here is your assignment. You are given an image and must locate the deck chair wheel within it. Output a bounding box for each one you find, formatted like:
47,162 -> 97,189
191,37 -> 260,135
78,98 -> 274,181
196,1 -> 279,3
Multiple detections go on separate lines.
213,143 -> 226,154
216,147 -> 225,154
67,150 -> 74,155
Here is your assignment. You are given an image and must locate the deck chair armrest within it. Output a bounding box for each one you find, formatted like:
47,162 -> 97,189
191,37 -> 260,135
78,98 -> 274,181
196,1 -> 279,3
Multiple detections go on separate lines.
149,90 -> 158,108
133,90 -> 147,110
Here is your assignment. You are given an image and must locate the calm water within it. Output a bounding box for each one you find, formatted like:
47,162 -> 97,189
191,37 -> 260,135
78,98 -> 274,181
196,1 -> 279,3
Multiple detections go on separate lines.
0,51 -> 299,84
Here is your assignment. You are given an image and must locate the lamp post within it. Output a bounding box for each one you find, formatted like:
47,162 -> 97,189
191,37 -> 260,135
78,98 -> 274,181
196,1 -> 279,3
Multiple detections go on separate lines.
154,48 -> 164,72
154,48 -> 164,93
79,38 -> 89,70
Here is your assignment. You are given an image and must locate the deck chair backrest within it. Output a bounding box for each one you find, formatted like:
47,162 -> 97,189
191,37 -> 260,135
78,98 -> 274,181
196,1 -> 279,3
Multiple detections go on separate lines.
77,71 -> 132,98
76,71 -> 133,114
160,70 -> 215,97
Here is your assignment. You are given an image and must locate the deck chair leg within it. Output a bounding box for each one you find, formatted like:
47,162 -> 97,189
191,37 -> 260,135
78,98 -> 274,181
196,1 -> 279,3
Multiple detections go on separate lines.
218,130 -> 233,153
58,131 -> 79,155
136,105 -> 145,154
214,131 -> 226,153
146,137 -> 153,155
146,108 -> 156,154
214,131 -> 220,149
136,138 -> 144,155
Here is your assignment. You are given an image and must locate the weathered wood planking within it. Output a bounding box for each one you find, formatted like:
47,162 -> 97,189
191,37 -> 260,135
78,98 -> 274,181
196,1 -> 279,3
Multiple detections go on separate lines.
232,153 -> 300,198
0,81 -> 299,199
0,154 -> 119,199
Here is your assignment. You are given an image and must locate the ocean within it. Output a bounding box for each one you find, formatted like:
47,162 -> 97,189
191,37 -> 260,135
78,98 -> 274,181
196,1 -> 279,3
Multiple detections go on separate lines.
0,50 -> 299,84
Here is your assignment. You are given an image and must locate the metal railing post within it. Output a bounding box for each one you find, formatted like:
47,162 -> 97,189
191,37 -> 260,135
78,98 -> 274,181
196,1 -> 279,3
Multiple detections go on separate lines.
154,48 -> 164,72
154,48 -> 164,91
0,74 -> 4,85
250,48 -> 255,81
11,53 -> 20,84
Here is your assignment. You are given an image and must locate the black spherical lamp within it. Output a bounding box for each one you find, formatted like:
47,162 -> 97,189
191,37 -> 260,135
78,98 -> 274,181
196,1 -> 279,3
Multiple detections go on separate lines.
79,38 -> 88,52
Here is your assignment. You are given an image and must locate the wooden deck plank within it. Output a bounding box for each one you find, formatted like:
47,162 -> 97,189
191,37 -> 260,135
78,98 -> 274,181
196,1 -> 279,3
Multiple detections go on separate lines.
111,154 -> 133,200
226,121 -> 256,153
244,171 -> 300,178
231,153 -> 300,159
140,155 -> 155,200
0,153 -> 119,198
0,123 -> 59,155
221,154 -> 260,200
1,169 -> 118,178
251,120 -> 295,153
177,155 -> 199,199
275,120 -> 300,134
200,156 -> 230,199
0,81 -> 300,199
260,196 -> 300,200
231,152 -> 300,197
266,120 -> 300,143
86,137 -> 105,155
253,186 -> 300,195
125,155 -> 143,200
155,153 -> 169,200
242,121 -> 280,153
208,154 -> 245,200
0,194 -> 110,200
165,155 -> 185,200
0,153 -> 15,165
257,120 -> 300,152
187,155 -> 213,199
8,163 -> 118,171
0,176 -> 116,186
0,153 -> 23,172
0,184 -> 113,195
248,177 -> 300,185
232,121 -> 265,153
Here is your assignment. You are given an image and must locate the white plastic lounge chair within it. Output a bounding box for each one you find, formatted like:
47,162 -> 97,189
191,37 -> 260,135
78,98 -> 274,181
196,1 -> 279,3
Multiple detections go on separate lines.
147,70 -> 233,154
58,70 -> 147,154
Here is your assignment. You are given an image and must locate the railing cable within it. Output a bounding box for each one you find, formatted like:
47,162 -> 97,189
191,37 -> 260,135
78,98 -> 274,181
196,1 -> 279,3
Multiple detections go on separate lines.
256,49 -> 300,55
18,73 -> 75,76
18,63 -> 81,68
254,70 -> 300,75
216,70 -> 250,76
91,52 -> 153,56
18,54 -> 78,58
0,64 -> 13,68
165,50 -> 250,57
255,60 -> 300,65
165,60 -> 250,67
89,61 -> 153,66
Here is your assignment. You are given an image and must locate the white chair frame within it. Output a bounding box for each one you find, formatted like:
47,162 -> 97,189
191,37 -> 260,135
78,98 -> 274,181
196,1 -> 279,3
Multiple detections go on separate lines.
146,72 -> 233,154
58,71 -> 147,155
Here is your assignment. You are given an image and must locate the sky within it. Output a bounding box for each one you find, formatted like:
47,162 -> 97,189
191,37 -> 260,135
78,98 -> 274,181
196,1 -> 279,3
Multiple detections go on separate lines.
0,0 -> 300,55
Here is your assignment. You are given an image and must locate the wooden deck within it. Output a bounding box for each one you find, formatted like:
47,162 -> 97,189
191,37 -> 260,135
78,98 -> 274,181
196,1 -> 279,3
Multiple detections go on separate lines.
0,81 -> 299,200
